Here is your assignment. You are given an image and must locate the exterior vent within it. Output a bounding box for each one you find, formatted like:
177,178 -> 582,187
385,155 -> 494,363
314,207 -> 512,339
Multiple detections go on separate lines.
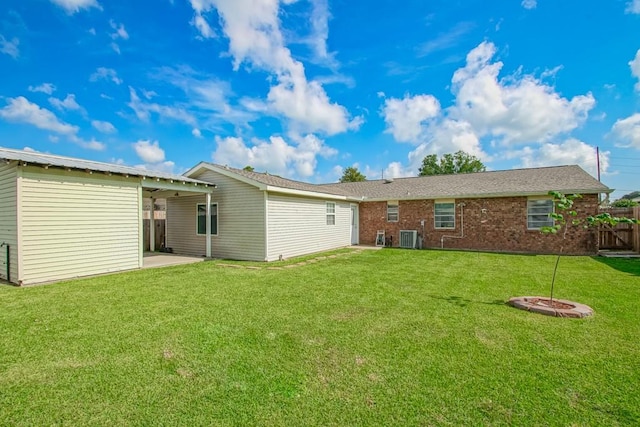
399,230 -> 417,249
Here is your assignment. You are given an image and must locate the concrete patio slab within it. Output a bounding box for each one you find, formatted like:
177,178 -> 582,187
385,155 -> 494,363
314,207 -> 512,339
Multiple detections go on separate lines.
143,253 -> 206,269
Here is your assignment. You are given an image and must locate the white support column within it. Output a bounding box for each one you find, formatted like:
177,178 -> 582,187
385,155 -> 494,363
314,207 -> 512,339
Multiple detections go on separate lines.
205,192 -> 212,258
149,198 -> 155,252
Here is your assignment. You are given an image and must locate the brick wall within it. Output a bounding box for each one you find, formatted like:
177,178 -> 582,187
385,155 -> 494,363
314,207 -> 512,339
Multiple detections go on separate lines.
358,194 -> 600,255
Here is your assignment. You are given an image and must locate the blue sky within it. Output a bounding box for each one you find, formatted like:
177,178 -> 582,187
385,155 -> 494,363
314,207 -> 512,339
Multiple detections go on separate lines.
0,0 -> 639,199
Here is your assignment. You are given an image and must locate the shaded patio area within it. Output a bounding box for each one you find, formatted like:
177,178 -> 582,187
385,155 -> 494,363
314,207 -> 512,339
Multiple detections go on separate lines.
142,252 -> 206,269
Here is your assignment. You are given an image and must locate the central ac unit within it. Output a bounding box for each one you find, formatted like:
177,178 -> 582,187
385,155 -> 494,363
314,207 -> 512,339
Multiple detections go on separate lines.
399,230 -> 417,249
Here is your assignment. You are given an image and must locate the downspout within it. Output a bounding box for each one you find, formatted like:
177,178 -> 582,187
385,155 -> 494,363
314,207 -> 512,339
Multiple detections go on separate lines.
441,203 -> 465,248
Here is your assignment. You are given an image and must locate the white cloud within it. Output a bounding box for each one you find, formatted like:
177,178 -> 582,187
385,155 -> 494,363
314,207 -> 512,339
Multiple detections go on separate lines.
48,94 -> 83,112
133,139 -> 166,163
91,120 -> 116,133
0,35 -> 19,59
109,20 -> 129,40
514,139 -> 608,177
187,0 -> 358,136
135,161 -> 176,174
127,87 -> 197,126
70,136 -> 105,150
418,21 -> 475,57
191,14 -> 216,39
110,42 -> 121,55
0,96 -> 78,135
0,96 -> 105,150
307,0 -> 336,65
28,83 -> 57,95
611,113 -> 640,149
629,49 -> 640,91
49,0 -> 101,14
626,0 -> 640,14
521,0 -> 537,10
212,133 -> 336,178
382,94 -> 440,143
450,41 -> 595,144
89,67 -> 123,85
192,128 -> 202,138
383,161 -> 414,179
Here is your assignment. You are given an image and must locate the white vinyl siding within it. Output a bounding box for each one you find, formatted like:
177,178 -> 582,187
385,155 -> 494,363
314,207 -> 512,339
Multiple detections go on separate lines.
167,170 -> 265,261
0,163 -> 18,283
19,167 -> 141,285
527,199 -> 554,229
266,193 -> 351,261
435,201 -> 455,229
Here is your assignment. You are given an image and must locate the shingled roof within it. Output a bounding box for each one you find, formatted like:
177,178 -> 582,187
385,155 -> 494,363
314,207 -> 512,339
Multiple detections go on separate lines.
191,163 -> 610,201
318,165 -> 611,200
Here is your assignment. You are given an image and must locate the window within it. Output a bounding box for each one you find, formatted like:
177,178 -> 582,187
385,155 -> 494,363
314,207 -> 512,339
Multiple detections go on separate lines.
435,202 -> 455,229
326,202 -> 336,225
527,199 -> 554,229
197,203 -> 218,235
387,201 -> 399,222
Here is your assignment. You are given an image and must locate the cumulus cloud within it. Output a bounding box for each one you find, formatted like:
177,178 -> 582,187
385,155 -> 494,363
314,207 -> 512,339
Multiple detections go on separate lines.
48,94 -> 83,112
133,139 -> 166,164
521,0 -> 537,9
0,96 -> 105,150
0,96 -> 78,135
91,120 -> 116,133
0,35 -> 19,58
515,139 -> 608,177
450,41 -> 595,144
611,113 -> 640,149
626,0 -> 640,14
192,128 -> 202,138
212,133 -> 336,178
381,94 -> 440,143
49,0 -> 101,14
187,0 -> 359,135
89,67 -> 123,85
28,83 -> 56,95
629,49 -> 640,91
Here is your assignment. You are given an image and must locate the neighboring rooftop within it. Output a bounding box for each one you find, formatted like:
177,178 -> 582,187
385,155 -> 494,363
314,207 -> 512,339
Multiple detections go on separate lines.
318,165 -> 611,200
0,147 -> 209,185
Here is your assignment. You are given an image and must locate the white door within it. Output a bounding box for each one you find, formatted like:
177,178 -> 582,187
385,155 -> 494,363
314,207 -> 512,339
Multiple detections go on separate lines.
350,204 -> 359,245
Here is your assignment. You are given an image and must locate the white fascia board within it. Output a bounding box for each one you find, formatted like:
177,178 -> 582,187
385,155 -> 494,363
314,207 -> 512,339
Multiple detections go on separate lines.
141,179 -> 214,193
265,185 -> 357,201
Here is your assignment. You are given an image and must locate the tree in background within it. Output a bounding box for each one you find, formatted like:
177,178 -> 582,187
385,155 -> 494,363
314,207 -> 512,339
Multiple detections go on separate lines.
339,166 -> 366,183
418,151 -> 486,176
611,198 -> 639,208
243,165 -> 255,172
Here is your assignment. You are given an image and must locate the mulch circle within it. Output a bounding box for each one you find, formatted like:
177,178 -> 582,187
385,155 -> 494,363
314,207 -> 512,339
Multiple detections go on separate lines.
508,296 -> 594,318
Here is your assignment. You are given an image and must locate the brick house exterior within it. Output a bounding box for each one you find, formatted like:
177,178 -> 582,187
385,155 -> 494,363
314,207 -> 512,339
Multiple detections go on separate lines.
359,194 -> 600,255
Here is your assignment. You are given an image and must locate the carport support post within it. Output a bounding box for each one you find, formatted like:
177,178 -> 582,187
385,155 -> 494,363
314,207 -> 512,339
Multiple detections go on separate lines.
205,193 -> 212,258
149,198 -> 155,252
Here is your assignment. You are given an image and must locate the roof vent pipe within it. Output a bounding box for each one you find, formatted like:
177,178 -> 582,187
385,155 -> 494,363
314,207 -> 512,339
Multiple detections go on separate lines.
384,178 -> 394,184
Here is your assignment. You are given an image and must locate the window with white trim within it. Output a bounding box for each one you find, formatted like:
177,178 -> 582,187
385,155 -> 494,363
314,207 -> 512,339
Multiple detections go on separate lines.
197,203 -> 218,235
527,199 -> 554,229
434,202 -> 455,229
326,202 -> 336,225
387,201 -> 399,222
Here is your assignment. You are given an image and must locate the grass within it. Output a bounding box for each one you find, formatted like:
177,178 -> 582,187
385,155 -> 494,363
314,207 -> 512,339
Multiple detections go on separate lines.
1,249 -> 639,426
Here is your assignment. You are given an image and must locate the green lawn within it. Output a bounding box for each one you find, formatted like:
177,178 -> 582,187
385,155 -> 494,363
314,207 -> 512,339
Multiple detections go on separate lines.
1,249 -> 639,426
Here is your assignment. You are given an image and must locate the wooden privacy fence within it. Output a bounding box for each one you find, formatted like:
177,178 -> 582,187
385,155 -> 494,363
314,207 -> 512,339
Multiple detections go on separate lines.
143,219 -> 166,252
598,207 -> 639,252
